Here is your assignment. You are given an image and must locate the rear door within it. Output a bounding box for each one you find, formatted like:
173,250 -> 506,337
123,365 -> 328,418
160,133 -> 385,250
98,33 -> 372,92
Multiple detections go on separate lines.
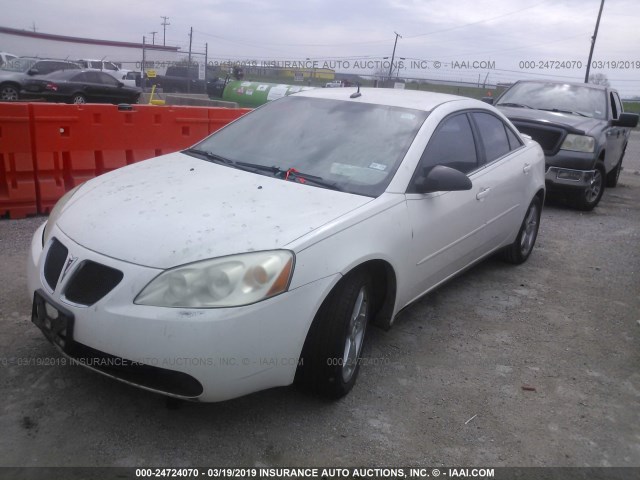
469,111 -> 531,246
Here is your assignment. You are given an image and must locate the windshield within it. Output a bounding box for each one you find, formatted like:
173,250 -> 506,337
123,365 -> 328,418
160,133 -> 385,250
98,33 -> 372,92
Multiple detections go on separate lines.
1,58 -> 36,72
193,95 -> 428,197
497,82 -> 607,119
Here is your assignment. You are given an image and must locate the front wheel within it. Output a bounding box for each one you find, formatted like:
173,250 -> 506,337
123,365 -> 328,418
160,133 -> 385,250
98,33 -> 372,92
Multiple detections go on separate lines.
573,164 -> 605,211
295,270 -> 372,399
501,196 -> 541,264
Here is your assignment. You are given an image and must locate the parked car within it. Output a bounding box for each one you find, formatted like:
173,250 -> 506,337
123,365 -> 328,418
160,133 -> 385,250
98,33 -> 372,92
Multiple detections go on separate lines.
27,88 -> 545,402
0,51 -> 17,68
489,80 -> 639,210
0,57 -> 80,101
325,80 -> 342,88
22,69 -> 141,104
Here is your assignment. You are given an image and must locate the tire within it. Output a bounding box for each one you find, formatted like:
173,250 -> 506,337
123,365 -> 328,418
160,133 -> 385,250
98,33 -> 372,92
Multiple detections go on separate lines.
573,164 -> 605,211
295,270 -> 372,399
501,196 -> 542,265
71,94 -> 86,104
0,84 -> 19,101
606,148 -> 625,188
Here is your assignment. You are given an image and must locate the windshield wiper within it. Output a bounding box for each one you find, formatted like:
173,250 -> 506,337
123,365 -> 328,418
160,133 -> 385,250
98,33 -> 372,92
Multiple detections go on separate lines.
496,102 -> 534,109
184,150 -> 281,175
281,168 -> 342,192
539,108 -> 589,117
183,148 -> 235,166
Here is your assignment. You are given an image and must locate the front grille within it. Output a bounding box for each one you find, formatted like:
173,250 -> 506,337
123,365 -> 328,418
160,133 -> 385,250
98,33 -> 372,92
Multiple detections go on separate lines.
65,341 -> 204,398
44,238 -> 68,290
513,122 -> 566,155
64,261 -> 124,306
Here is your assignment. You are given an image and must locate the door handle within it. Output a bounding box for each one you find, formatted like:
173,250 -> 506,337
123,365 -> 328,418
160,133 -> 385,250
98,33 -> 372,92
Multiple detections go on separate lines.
476,187 -> 491,201
523,163 -> 532,174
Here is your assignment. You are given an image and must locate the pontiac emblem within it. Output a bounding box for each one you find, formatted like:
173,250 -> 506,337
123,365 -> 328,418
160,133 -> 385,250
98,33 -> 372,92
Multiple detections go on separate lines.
60,255 -> 78,282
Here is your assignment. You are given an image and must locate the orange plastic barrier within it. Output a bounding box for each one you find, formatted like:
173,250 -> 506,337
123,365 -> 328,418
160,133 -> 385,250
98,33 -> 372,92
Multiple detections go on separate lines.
0,103 -> 37,219
0,103 -> 250,217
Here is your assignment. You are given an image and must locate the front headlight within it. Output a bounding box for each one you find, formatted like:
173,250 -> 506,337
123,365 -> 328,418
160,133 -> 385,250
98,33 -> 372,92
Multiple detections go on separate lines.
135,250 -> 294,308
560,134 -> 595,153
43,184 -> 83,246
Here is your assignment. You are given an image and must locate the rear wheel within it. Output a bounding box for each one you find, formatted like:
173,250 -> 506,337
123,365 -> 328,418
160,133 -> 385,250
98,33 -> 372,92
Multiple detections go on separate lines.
71,93 -> 86,104
295,270 -> 372,399
0,84 -> 19,101
574,164 -> 605,211
501,196 -> 541,264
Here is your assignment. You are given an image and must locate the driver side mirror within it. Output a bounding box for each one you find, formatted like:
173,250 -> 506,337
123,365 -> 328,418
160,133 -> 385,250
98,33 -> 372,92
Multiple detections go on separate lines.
612,112 -> 639,128
413,165 -> 472,194
27,68 -> 39,75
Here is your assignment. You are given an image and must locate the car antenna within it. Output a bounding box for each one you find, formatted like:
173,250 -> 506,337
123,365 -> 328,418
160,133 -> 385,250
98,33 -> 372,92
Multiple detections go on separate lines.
350,83 -> 361,99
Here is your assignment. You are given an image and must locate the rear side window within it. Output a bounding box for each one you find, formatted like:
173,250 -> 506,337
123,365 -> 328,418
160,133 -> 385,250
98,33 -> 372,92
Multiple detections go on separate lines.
506,127 -> 523,150
471,112 -> 512,163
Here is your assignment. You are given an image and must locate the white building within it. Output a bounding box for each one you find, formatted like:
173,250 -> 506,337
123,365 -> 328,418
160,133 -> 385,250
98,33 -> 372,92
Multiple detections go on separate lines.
0,25 -> 179,74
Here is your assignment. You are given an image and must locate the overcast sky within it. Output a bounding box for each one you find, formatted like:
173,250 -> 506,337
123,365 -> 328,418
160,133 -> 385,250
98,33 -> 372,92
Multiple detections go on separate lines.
4,0 -> 640,96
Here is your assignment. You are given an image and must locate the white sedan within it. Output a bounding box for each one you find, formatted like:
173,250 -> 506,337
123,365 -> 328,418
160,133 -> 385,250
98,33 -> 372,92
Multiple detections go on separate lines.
27,88 -> 545,402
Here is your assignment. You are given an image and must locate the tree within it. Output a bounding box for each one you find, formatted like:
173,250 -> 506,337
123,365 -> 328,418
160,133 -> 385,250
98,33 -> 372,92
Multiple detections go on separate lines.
588,73 -> 610,87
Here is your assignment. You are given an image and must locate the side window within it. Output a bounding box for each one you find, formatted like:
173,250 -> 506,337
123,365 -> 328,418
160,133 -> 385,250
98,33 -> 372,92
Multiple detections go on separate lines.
34,62 -> 53,74
71,72 -> 89,82
472,112 -> 512,163
104,62 -> 118,71
85,71 -> 104,83
417,113 -> 478,176
98,73 -> 120,86
610,92 -> 623,119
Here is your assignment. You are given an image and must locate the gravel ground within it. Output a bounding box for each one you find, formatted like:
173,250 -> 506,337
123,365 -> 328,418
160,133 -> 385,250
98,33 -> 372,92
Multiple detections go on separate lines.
0,132 -> 639,469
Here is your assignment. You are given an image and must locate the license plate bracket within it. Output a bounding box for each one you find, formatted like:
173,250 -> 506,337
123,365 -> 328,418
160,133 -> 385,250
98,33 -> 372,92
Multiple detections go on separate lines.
31,290 -> 75,350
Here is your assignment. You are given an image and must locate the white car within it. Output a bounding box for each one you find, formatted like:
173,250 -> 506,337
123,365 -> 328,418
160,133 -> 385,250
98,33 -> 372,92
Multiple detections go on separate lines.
27,88 -> 545,402
0,51 -> 17,68
77,59 -> 131,82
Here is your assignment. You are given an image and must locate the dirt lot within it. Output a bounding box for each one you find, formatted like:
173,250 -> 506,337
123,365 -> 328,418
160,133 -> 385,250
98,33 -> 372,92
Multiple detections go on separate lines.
1,133 -> 639,469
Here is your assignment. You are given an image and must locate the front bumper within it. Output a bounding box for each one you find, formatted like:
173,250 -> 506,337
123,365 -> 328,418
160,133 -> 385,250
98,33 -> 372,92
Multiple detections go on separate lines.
545,166 -> 595,190
27,222 -> 336,402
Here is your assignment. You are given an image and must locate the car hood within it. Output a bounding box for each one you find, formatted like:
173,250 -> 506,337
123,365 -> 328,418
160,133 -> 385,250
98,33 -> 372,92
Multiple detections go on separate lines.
58,152 -> 372,269
496,106 -> 603,135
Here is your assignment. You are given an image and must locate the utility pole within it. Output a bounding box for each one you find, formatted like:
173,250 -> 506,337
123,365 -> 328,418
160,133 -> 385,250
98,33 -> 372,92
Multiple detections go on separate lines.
204,43 -> 208,86
142,36 -> 146,89
149,31 -> 157,45
161,16 -> 170,46
187,27 -> 193,94
387,32 -> 402,83
584,0 -> 605,83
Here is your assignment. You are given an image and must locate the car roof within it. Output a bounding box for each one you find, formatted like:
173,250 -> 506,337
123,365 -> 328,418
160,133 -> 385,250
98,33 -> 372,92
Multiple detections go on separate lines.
46,69 -> 95,78
511,79 -> 609,91
293,87 -> 470,111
